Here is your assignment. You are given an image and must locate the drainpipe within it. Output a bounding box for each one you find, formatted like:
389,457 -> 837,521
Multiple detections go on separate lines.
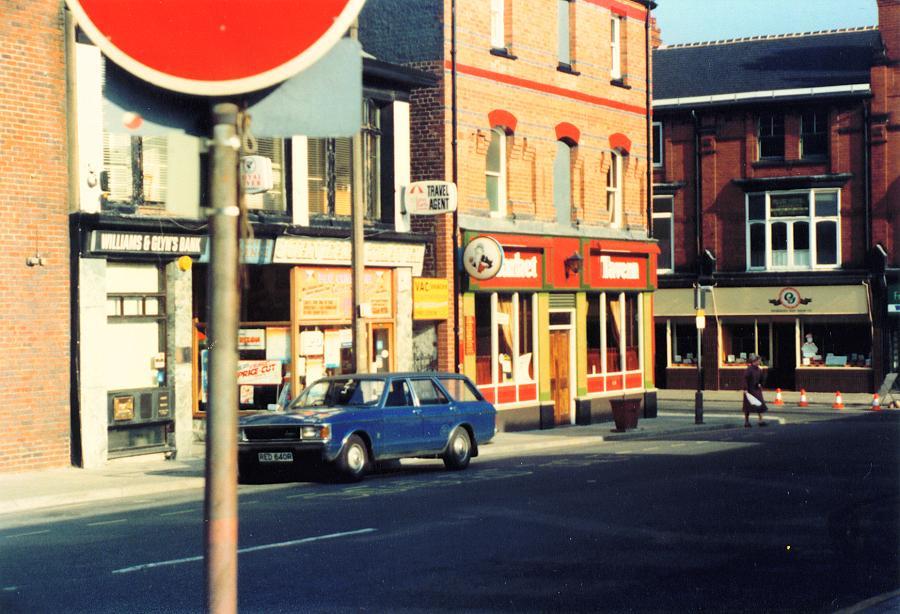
864,100 -> 872,252
691,110 -> 702,274
645,5 -> 653,238
451,0 -> 461,372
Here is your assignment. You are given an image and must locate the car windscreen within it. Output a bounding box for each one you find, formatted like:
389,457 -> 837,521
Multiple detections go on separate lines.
292,379 -> 385,408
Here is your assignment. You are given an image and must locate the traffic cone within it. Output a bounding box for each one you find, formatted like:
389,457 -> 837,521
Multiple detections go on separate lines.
833,391 -> 844,410
773,388 -> 784,406
871,393 -> 881,411
798,389 -> 809,407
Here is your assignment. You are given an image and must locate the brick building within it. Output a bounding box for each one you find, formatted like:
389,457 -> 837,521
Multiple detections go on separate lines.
361,0 -> 659,430
0,0 -> 71,472
651,0 -> 900,394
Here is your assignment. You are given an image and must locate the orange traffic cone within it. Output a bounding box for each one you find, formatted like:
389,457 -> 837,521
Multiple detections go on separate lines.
774,388 -> 784,405
871,393 -> 881,411
833,391 -> 845,410
798,389 -> 809,407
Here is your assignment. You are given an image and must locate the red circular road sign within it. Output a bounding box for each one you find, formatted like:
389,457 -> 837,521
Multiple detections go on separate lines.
66,0 -> 366,95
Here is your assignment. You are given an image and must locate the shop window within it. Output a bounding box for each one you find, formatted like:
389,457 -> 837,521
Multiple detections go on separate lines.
721,320 -> 771,365
652,195 -> 673,272
587,298 -> 602,374
474,292 -> 536,388
605,293 -> 622,372
669,322 -> 698,366
800,110 -> 828,159
485,127 -> 507,216
745,189 -> 840,270
624,294 -> 640,371
800,323 -> 871,367
758,113 -> 784,160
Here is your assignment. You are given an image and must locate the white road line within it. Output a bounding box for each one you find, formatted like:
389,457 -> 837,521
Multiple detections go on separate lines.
111,528 -> 377,574
159,509 -> 198,517
3,529 -> 50,538
87,519 -> 128,527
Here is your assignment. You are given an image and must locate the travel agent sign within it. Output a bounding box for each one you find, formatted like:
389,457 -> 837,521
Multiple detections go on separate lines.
405,181 -> 458,215
66,0 -> 366,95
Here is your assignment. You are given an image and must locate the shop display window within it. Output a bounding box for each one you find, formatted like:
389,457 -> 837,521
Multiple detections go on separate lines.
605,293 -> 622,371
800,323 -> 871,367
587,298 -> 602,374
587,292 -> 642,375
720,320 -> 772,366
624,294 -> 640,370
669,322 -> 697,366
473,292 -> 536,391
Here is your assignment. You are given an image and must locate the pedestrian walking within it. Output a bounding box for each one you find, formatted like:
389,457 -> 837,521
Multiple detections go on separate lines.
743,354 -> 768,427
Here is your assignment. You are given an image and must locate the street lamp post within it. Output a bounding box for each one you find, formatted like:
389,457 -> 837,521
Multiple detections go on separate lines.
694,285 -> 706,424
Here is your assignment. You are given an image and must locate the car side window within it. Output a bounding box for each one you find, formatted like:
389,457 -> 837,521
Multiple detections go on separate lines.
385,380 -> 413,407
438,377 -> 483,402
410,379 -> 449,405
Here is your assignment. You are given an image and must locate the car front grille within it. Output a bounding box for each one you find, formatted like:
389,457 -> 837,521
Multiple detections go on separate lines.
244,426 -> 301,442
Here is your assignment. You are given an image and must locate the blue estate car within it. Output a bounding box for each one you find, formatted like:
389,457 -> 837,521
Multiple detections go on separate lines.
238,372 -> 497,482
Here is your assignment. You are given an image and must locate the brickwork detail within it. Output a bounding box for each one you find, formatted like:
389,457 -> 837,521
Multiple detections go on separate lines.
0,0 -> 71,472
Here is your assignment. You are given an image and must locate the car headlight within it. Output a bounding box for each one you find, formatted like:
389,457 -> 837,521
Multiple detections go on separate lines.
301,424 -> 330,441
238,428 -> 248,442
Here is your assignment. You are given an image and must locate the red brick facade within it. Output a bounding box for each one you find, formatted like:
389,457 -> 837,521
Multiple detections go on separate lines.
0,1 -> 71,471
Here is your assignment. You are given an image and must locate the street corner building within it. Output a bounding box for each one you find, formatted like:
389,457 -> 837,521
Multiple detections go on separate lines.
650,0 -> 900,395
360,0 -> 660,431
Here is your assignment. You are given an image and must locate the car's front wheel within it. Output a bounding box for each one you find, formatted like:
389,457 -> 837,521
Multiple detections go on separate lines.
335,434 -> 369,481
442,427 -> 472,470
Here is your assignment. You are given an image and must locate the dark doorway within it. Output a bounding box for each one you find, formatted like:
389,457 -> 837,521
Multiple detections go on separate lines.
767,322 -> 796,390
654,323 -> 668,389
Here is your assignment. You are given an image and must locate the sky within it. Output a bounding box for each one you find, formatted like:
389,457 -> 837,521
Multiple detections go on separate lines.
653,0 -> 879,46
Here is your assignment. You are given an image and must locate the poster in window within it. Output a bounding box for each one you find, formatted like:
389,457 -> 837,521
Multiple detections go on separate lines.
240,385 -> 254,405
305,357 -> 325,385
324,330 -> 342,369
293,267 -> 393,322
299,330 -> 325,356
238,328 -> 266,350
265,327 -> 290,361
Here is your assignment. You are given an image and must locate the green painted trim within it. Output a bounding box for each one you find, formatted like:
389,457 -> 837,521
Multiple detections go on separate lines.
642,291 -> 655,388
537,293 -> 551,401
575,292 -> 588,394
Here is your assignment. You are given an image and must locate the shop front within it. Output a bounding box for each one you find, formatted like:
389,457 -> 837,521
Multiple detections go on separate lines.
655,284 -> 875,393
460,232 -> 658,431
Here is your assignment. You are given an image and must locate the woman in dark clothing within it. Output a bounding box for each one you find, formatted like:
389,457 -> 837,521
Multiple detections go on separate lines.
742,354 -> 768,427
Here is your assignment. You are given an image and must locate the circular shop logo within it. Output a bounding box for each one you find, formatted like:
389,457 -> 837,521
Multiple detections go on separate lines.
463,236 -> 504,281
777,287 -> 802,309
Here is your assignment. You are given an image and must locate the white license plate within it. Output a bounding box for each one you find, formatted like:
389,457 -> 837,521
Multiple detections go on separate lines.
258,452 -> 293,463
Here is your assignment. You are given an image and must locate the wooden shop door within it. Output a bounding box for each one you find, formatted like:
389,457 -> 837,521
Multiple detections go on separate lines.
549,329 -> 571,425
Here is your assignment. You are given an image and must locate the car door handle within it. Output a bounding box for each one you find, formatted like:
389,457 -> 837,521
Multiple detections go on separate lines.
412,408 -> 423,415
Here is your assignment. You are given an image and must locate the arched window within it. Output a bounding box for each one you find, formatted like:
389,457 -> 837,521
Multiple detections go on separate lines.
485,127 -> 507,216
606,151 -> 622,227
554,140 -> 573,224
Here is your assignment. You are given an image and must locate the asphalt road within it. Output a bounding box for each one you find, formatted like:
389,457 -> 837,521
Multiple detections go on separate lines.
1,412 -> 897,613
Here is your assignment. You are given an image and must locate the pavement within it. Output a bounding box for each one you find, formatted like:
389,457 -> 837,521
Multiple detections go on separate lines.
0,388 -> 888,518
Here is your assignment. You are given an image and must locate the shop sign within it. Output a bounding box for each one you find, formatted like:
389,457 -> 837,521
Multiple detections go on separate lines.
274,237 -> 425,276
768,287 -> 813,310
888,284 -> 900,315
198,238 -> 275,264
238,328 -> 266,350
463,236 -> 504,280
90,230 -> 206,256
405,181 -> 458,215
588,251 -> 648,289
476,249 -> 545,289
293,267 -> 393,323
413,278 -> 450,320
236,360 -> 282,385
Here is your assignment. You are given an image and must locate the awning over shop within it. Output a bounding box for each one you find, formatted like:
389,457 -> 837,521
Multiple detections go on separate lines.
655,285 -> 870,317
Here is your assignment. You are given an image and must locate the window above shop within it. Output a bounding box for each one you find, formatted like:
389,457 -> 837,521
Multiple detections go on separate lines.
652,195 -> 674,273
746,189 -> 840,271
757,113 -> 785,160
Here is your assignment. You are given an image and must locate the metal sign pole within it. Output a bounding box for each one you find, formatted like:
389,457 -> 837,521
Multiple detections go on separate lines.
204,102 -> 240,614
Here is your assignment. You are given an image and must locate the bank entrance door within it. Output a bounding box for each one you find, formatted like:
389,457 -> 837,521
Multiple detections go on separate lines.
768,322 -> 796,390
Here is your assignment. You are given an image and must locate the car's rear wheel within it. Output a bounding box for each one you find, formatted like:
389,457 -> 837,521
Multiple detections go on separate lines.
442,427 -> 472,470
335,434 -> 369,481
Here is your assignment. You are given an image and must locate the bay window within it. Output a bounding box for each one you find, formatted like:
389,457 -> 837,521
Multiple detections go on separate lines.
746,189 -> 840,270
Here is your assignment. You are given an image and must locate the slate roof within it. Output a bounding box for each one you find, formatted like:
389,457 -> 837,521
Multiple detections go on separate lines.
653,28 -> 882,109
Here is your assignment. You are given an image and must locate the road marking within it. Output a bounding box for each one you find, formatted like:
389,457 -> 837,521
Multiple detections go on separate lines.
3,529 -> 50,538
111,528 -> 377,574
159,508 -> 198,517
87,519 -> 128,527
3,586 -> 19,592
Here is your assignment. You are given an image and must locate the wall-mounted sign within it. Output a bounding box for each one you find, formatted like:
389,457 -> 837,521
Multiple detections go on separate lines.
587,251 -> 649,290
463,236 -> 504,280
768,287 -> 812,310
240,156 -> 274,194
405,181 -> 458,215
274,237 -> 425,276
238,328 -> 266,350
413,278 -> 450,320
90,231 -> 206,256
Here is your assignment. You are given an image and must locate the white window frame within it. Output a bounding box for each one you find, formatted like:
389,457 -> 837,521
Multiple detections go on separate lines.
486,127 -> 507,217
652,121 -> 663,168
610,15 -> 622,80
490,0 -> 505,49
487,292 -> 539,398
606,151 -> 622,227
652,195 -> 674,273
745,189 -> 841,271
